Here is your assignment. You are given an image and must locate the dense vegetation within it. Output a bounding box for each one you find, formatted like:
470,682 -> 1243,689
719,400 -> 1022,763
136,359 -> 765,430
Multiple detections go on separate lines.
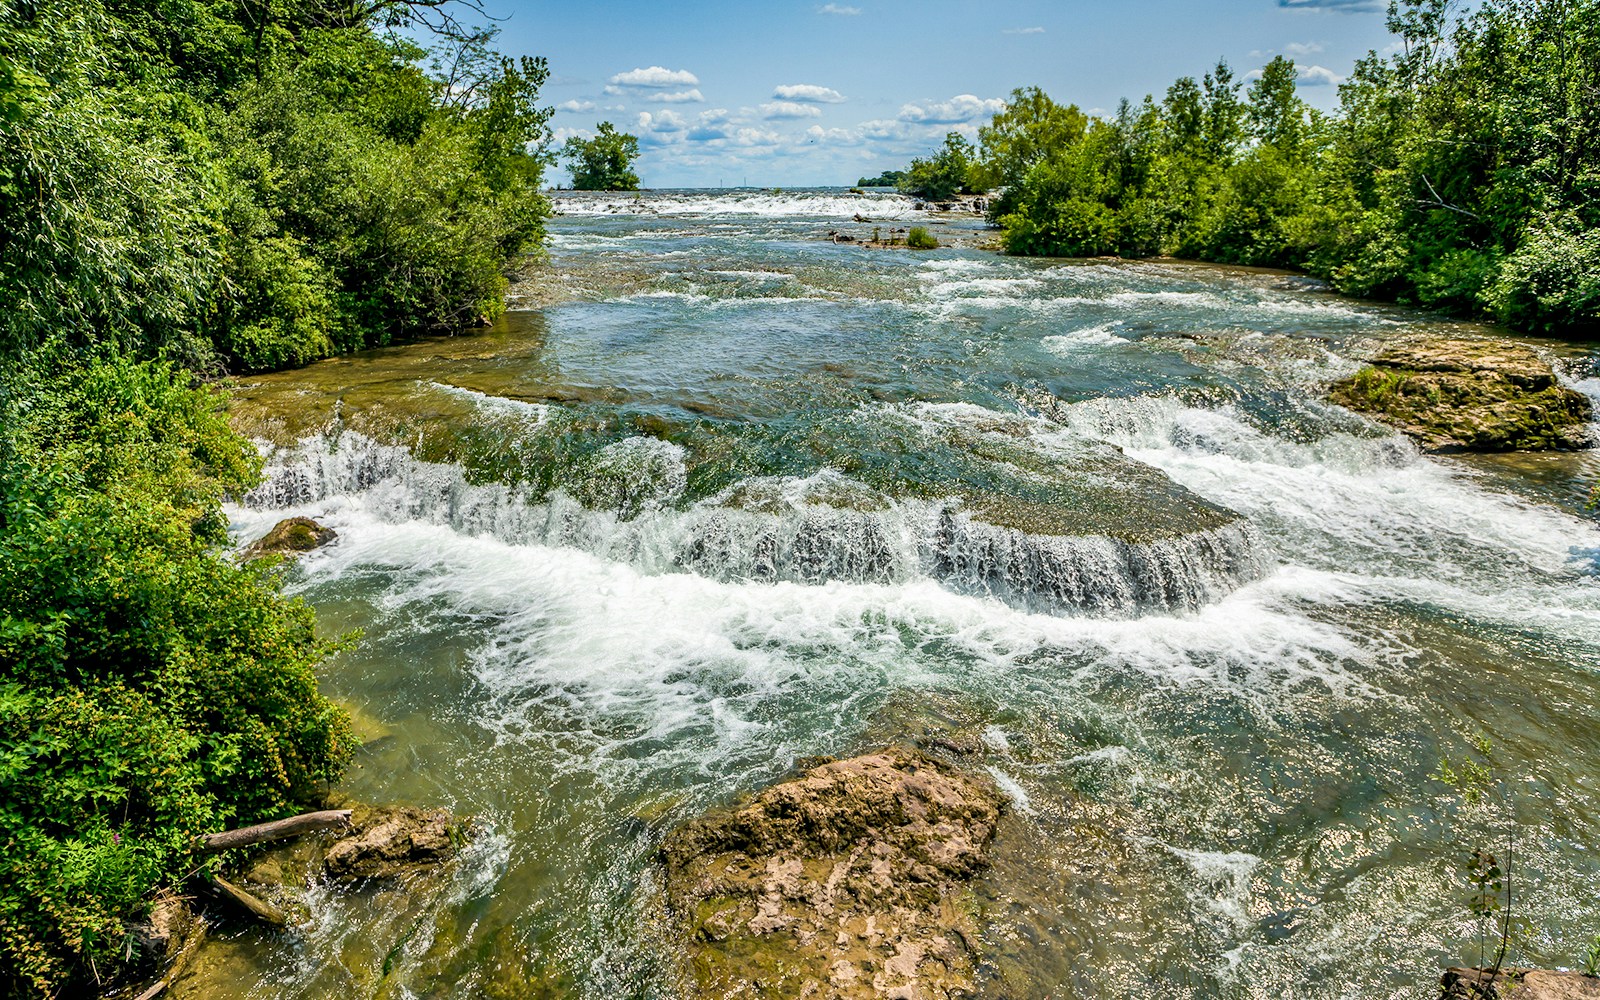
926,0 -> 1600,335
0,352 -> 357,996
0,0 -> 552,994
0,0 -> 553,374
897,133 -> 980,202
564,121 -> 641,190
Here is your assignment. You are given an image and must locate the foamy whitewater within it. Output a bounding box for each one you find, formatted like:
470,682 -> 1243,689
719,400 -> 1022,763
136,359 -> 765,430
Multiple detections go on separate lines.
211,189 -> 1600,1000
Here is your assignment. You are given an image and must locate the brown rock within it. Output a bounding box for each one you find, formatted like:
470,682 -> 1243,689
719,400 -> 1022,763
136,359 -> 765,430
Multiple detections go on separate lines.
660,747 -> 1007,999
324,805 -> 464,880
126,893 -> 198,966
245,516 -> 338,557
1329,337 -> 1592,452
1442,967 -> 1600,999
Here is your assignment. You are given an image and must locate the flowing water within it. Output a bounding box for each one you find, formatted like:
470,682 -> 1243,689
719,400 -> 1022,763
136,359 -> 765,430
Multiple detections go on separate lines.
192,189 -> 1600,999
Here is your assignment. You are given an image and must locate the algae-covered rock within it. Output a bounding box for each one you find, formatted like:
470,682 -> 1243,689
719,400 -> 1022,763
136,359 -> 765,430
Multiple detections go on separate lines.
245,516 -> 338,557
660,747 -> 1006,999
1329,338 -> 1592,452
324,805 -> 466,881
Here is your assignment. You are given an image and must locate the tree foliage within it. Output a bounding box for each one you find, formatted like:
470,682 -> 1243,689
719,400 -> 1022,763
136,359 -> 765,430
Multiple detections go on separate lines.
962,0 -> 1600,335
0,0 -> 552,373
563,122 -> 641,190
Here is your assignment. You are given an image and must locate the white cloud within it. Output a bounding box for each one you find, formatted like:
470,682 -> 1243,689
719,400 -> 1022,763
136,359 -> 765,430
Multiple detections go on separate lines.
557,100 -> 596,113
551,126 -> 593,143
1284,40 -> 1326,55
762,101 -> 824,120
817,3 -> 861,13
805,125 -> 860,145
774,84 -> 846,104
647,89 -> 706,103
609,66 -> 701,89
1003,26 -> 1045,34
1297,64 -> 1345,85
897,94 -> 1006,124
636,110 -> 688,132
733,127 -> 782,147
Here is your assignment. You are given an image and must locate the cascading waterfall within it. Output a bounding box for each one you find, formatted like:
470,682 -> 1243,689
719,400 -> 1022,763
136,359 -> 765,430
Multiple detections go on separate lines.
244,430 -> 1268,616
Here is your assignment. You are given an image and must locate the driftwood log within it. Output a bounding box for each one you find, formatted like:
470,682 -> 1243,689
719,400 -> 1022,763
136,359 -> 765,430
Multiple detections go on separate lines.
210,876 -> 286,927
198,809 -> 352,853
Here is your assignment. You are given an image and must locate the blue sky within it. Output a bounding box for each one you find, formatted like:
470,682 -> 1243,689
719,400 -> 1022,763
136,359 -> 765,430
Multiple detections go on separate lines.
478,0 -> 1398,188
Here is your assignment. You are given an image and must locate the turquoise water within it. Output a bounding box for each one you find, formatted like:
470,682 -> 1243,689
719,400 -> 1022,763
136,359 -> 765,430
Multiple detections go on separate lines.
202,189 -> 1600,999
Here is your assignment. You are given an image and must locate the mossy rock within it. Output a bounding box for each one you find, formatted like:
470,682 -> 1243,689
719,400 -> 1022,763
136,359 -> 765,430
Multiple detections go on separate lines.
1329,338 -> 1593,452
245,516 -> 338,558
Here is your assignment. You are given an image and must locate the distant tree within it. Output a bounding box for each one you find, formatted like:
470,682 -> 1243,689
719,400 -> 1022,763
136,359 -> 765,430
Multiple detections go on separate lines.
899,132 -> 977,201
857,169 -> 907,187
563,122 -> 640,190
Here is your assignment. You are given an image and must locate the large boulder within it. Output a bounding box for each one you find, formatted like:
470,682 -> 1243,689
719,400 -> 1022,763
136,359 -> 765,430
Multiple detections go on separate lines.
1442,967 -> 1600,999
245,516 -> 337,557
660,747 -> 1007,999
324,805 -> 464,880
1329,338 -> 1592,452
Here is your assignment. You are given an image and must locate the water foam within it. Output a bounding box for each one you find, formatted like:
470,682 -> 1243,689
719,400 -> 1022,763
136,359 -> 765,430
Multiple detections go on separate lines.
243,431 -> 1266,617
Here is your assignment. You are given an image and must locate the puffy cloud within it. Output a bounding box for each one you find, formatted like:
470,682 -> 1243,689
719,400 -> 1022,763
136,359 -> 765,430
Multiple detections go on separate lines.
636,110 -> 688,132
1284,40 -> 1326,55
647,89 -> 706,103
732,128 -> 782,147
557,100 -> 596,113
897,94 -> 1006,124
1003,26 -> 1045,35
774,84 -> 846,104
805,125 -> 861,145
551,126 -> 593,143
609,66 -> 701,88
761,101 -> 824,120
1297,64 -> 1345,85
817,3 -> 861,13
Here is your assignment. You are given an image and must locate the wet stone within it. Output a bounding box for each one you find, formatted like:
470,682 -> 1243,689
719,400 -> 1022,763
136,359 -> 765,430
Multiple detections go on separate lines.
660,747 -> 1006,999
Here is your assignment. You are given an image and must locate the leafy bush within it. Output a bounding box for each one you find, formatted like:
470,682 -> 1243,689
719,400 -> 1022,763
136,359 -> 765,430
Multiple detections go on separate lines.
0,353 -> 356,996
1486,222 -> 1600,335
905,227 -> 940,250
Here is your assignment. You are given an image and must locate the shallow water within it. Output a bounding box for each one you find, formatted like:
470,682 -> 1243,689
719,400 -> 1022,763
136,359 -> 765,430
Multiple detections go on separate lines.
197,188 -> 1600,999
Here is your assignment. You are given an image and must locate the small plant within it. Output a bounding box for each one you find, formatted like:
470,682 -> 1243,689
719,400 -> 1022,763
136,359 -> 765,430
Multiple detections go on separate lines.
873,226 -> 881,243
1435,737 -> 1522,979
906,226 -> 939,250
1582,933 -> 1600,977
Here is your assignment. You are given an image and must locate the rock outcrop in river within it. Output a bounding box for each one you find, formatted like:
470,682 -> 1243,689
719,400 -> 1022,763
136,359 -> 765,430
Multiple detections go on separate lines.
660,748 -> 1006,998
245,515 -> 338,557
1329,338 -> 1592,452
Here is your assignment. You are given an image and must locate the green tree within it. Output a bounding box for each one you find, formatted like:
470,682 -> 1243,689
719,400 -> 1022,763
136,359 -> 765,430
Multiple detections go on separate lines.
564,122 -> 641,190
899,131 -> 977,201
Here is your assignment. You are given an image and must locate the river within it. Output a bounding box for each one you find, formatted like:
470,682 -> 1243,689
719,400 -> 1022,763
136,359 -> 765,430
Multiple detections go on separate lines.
195,189 -> 1600,999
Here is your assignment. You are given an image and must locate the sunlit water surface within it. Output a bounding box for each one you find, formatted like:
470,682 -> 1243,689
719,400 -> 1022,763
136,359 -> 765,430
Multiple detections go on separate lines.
189,189 -> 1600,1000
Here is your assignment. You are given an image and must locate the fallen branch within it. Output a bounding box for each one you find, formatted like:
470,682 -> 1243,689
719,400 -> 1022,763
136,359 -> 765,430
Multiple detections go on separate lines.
198,809 -> 352,853
210,877 -> 286,928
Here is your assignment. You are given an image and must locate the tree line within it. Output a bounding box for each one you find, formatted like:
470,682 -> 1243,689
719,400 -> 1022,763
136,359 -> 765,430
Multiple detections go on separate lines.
897,0 -> 1599,335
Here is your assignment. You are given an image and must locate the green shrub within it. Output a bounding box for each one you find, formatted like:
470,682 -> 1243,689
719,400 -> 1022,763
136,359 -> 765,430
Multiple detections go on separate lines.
905,227 -> 940,250
1485,222 -> 1600,335
0,352 -> 355,996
